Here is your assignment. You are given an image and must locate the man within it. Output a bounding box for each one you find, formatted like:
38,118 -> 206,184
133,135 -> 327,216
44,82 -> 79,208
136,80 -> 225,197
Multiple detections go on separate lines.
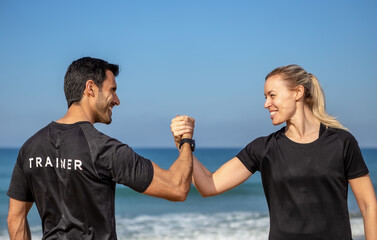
7,57 -> 195,239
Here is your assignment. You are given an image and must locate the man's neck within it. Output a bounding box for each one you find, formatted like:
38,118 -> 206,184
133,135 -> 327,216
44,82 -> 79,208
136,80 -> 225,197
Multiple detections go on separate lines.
56,103 -> 94,124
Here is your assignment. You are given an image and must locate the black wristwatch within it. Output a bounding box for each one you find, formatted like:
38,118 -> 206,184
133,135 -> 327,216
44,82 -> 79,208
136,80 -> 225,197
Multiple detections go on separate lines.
179,138 -> 195,152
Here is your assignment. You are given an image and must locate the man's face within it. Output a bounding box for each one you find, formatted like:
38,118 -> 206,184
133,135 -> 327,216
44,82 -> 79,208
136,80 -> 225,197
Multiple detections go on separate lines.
94,70 -> 120,124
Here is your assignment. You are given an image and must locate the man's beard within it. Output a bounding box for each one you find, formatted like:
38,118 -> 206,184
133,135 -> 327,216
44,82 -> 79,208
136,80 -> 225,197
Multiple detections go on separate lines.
94,94 -> 112,124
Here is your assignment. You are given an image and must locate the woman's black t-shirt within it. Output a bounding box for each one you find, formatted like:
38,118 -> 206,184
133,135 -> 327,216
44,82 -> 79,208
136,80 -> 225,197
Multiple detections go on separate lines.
237,125 -> 369,240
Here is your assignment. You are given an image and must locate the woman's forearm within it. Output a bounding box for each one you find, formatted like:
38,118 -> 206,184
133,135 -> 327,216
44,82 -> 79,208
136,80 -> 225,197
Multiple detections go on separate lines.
362,205 -> 377,240
192,155 -> 219,197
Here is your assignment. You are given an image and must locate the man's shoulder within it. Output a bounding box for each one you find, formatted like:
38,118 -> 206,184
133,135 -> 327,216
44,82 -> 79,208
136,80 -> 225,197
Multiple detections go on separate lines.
78,122 -> 117,143
77,123 -> 130,156
22,122 -> 52,147
20,121 -> 106,149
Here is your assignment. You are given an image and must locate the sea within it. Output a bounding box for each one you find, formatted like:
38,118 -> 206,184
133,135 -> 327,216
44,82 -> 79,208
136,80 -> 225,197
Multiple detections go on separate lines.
1,147 -> 376,240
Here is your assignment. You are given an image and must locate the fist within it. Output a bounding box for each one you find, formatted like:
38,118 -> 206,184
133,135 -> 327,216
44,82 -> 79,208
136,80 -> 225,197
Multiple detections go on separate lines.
170,115 -> 195,148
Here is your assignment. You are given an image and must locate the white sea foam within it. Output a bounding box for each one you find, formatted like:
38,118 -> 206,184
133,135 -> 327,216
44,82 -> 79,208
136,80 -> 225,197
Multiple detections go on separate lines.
0,212 -> 365,240
115,212 -> 270,240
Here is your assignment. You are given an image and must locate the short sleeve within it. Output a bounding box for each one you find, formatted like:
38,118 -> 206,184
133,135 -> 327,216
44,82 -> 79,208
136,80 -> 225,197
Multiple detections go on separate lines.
110,143 -> 154,192
7,149 -> 34,202
80,124 -> 154,193
92,136 -> 154,193
343,133 -> 369,179
236,137 -> 265,174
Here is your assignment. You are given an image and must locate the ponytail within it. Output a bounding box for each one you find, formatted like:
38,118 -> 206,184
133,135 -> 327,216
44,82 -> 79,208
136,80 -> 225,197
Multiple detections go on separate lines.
266,65 -> 347,130
308,74 -> 347,130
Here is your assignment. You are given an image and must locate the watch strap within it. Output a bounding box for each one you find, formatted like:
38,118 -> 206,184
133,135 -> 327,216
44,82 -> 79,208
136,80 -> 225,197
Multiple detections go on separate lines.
179,138 -> 195,152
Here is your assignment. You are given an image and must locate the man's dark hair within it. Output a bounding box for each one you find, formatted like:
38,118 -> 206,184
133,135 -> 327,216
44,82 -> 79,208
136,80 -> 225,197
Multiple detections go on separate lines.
64,57 -> 119,108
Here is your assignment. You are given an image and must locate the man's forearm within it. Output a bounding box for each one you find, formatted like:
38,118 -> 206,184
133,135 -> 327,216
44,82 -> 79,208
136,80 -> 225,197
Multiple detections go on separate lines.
168,143 -> 193,199
8,198 -> 33,240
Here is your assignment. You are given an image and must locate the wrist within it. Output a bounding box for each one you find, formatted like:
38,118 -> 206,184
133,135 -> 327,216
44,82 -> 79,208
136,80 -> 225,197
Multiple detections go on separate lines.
182,133 -> 192,139
179,138 -> 195,152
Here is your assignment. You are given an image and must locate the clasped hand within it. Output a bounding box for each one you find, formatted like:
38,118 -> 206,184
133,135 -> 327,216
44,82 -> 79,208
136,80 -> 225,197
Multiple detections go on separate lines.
170,115 -> 195,149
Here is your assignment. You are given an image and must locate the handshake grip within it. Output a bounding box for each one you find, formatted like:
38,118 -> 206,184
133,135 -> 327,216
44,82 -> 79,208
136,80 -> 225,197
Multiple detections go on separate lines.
170,115 -> 195,149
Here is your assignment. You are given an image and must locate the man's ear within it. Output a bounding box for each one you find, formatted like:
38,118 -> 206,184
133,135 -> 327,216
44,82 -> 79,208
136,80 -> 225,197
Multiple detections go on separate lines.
295,85 -> 305,101
85,80 -> 96,97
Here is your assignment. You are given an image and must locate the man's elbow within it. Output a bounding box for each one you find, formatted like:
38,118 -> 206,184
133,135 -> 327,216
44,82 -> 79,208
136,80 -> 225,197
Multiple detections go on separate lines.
7,212 -> 17,228
165,180 -> 191,201
171,194 -> 187,202
7,213 -> 19,235
171,185 -> 190,202
7,214 -> 13,229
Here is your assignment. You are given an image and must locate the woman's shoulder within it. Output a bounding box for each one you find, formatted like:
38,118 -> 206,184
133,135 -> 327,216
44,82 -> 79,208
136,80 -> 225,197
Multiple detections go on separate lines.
326,126 -> 355,139
325,126 -> 360,147
244,127 -> 285,150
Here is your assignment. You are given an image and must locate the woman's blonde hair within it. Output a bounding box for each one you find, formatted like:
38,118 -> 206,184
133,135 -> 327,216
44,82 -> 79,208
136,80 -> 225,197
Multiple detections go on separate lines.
266,64 -> 347,130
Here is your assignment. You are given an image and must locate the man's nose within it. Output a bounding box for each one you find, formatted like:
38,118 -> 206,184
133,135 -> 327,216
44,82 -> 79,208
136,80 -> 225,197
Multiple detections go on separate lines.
113,94 -> 120,106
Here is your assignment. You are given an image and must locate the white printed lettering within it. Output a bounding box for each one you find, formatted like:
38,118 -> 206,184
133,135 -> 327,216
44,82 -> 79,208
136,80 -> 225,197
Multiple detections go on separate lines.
27,156 -> 83,171
61,159 -> 65,169
36,157 -> 42,167
67,159 -> 72,170
45,157 -> 53,167
29,158 -> 34,168
74,160 -> 83,170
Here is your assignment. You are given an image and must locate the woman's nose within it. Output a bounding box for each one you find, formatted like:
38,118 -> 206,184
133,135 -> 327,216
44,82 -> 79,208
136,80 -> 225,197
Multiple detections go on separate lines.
264,98 -> 271,109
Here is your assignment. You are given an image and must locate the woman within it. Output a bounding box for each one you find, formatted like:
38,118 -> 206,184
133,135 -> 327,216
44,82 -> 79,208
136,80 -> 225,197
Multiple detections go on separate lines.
171,65 -> 377,239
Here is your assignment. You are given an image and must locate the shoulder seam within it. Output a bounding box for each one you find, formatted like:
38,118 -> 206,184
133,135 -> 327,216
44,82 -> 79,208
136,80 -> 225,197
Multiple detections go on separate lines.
79,124 -> 103,180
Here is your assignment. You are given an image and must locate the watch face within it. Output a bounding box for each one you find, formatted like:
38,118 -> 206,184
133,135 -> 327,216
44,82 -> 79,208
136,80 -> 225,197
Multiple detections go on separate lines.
191,141 -> 195,151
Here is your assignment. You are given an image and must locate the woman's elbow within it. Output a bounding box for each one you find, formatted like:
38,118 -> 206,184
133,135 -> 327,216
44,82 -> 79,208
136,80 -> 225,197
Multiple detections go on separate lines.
363,203 -> 377,215
199,191 -> 217,198
194,183 -> 218,198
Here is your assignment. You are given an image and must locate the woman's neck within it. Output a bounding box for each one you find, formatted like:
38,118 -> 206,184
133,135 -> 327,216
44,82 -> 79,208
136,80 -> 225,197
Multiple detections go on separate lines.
285,105 -> 321,144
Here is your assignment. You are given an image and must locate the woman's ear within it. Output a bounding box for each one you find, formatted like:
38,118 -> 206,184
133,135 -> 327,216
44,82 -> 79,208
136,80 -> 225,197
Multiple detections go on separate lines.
295,85 -> 305,101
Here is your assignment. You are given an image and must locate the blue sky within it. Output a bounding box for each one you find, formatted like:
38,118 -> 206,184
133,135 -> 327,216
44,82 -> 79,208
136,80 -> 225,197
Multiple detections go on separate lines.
0,0 -> 376,148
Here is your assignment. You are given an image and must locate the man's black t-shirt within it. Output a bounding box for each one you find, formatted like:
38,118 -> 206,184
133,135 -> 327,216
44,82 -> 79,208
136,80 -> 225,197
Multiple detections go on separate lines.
8,121 -> 154,239
237,125 -> 369,240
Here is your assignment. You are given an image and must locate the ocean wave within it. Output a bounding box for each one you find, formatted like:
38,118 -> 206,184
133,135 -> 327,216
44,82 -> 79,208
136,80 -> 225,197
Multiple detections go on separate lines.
115,211 -> 270,240
0,212 -> 365,240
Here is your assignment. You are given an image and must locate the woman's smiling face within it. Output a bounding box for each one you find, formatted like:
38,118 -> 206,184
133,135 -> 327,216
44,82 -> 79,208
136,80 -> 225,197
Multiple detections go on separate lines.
264,74 -> 298,126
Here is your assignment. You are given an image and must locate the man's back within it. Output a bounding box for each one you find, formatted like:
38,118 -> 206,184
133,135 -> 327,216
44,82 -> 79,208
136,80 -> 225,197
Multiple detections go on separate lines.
7,57 -> 194,240
8,121 -> 153,239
